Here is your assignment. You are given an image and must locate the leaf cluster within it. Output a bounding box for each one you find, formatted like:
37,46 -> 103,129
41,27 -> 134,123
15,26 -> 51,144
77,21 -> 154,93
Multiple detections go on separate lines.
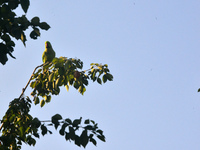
0,0 -> 50,65
89,63 -> 113,84
0,57 -> 113,149
30,57 -> 113,107
0,97 -> 37,149
0,97 -> 105,149
41,114 -> 105,148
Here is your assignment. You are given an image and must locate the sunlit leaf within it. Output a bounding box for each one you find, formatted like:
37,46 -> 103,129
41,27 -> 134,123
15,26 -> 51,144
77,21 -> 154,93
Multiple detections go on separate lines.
65,84 -> 69,91
40,99 -> 45,107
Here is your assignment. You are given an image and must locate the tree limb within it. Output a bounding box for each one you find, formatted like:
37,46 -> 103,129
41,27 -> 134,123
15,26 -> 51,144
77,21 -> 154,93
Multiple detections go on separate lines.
0,63 -> 46,131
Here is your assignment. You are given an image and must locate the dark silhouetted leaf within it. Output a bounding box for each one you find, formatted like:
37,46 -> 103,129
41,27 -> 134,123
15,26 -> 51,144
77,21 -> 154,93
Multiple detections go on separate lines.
20,0 -> 30,13
39,22 -> 50,30
41,124 -> 47,136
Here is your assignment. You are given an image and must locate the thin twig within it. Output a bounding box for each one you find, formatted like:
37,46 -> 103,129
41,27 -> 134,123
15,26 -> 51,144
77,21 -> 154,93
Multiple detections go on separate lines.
19,63 -> 44,99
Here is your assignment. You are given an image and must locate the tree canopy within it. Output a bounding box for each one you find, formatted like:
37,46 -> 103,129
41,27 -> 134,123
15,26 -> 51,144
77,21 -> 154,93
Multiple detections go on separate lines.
0,0 -> 113,149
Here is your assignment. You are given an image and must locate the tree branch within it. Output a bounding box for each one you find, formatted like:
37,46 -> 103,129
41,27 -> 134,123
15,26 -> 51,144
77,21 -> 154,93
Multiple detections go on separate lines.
0,63 -> 46,132
19,63 -> 45,99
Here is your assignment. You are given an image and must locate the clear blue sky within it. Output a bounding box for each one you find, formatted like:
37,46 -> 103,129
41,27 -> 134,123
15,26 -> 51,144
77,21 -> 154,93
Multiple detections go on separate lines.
1,0 -> 200,149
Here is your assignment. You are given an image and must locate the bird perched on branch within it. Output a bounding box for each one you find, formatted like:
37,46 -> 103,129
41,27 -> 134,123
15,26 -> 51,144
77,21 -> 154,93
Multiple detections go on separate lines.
42,41 -> 55,63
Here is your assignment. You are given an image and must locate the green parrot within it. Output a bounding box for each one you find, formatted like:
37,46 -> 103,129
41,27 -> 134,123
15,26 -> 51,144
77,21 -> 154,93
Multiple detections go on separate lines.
42,41 -> 56,63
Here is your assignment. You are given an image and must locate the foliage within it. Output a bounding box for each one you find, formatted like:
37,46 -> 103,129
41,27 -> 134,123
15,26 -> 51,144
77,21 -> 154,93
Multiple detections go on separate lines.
0,57 -> 113,149
0,0 -> 50,65
0,0 -> 114,149
30,57 -> 113,107
0,97 -> 105,149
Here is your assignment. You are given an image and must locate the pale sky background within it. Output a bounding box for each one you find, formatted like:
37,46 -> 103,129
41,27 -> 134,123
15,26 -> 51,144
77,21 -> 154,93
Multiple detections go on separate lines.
1,0 -> 200,150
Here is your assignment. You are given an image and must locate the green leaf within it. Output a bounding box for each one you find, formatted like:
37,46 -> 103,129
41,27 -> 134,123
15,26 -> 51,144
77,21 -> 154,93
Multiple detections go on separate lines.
6,40 -> 15,47
25,127 -> 31,133
73,81 -> 80,89
102,74 -> 107,83
49,72 -> 54,82
40,99 -> 45,107
80,130 -> 88,148
30,28 -> 40,39
97,78 -> 102,84
31,16 -> 40,26
33,132 -> 39,138
97,135 -> 106,142
65,118 -> 72,124
39,22 -> 50,30
84,119 -> 90,124
41,124 -> 47,136
78,85 -> 86,95
90,120 -> 95,124
90,137 -> 97,146
55,77 -> 62,89
64,60 -> 70,70
34,96 -> 40,105
26,135 -> 36,146
19,126 -> 24,137
69,127 -> 75,140
11,27 -> 22,39
52,114 -> 62,121
82,78 -> 88,86
73,117 -> 82,127
59,128 -> 65,136
9,114 -> 16,122
65,84 -> 69,91
75,135 -> 81,147
32,117 -> 41,128
81,86 -> 86,95
44,95 -> 51,103
30,81 -> 36,88
34,28 -> 40,36
51,114 -> 62,129
58,67 -> 65,75
61,123 -> 69,130
20,0 -> 30,13
8,0 -> 19,10
84,125 -> 94,130
1,34 -> 11,42
96,129 -> 103,135
106,73 -> 113,81
65,132 -> 70,141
